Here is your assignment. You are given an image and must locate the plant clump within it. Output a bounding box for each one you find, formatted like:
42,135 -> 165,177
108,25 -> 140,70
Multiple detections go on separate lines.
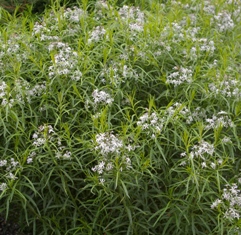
0,0 -> 241,234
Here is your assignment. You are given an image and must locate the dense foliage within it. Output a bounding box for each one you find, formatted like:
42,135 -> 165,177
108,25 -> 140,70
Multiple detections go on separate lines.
0,0 -> 241,234
0,0 -> 78,13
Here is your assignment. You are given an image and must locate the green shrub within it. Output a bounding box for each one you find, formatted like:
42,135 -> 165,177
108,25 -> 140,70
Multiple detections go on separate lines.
0,0 -> 241,234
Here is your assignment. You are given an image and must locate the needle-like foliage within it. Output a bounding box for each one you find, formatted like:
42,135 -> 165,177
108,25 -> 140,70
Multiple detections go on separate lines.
0,0 -> 241,234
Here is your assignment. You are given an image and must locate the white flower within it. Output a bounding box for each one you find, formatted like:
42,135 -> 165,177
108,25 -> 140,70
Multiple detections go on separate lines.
106,162 -> 113,171
224,208 -> 240,220
118,5 -> 145,34
211,199 -> 222,209
125,157 -> 132,169
7,173 -> 17,180
27,157 -> 33,164
95,132 -> 123,155
71,70 -> 82,81
32,133 -> 38,139
0,160 -> 7,167
27,151 -> 36,164
99,178 -> 105,184
63,7 -> 85,23
212,183 -> 241,221
10,158 -> 19,168
180,152 -> 186,157
88,26 -> 106,44
33,138 -> 46,147
1,98 -> 9,107
213,11 -> 234,32
203,3 -> 216,15
210,162 -> 216,169
222,136 -> 231,144
126,144 -> 134,151
205,114 -> 234,130
0,183 -> 7,191
201,162 -> 207,168
92,89 -> 114,105
48,125 -> 54,134
129,23 -> 143,32
167,67 -> 193,86
95,0 -> 109,9
217,159 -> 223,165
48,42 -> 78,77
137,112 -> 163,135
198,38 -> 215,54
63,151 -> 71,159
118,5 -> 144,23
209,79 -> 241,99
179,161 -> 186,166
0,81 -> 7,91
191,140 -> 214,158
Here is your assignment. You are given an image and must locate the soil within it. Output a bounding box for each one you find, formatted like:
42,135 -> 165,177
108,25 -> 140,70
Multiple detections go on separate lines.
0,214 -> 20,235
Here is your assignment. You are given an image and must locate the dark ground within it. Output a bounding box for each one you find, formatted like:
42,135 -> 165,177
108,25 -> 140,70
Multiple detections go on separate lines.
0,214 -> 20,235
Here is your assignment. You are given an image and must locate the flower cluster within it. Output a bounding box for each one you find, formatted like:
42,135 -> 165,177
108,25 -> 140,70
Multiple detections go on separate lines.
137,112 -> 164,138
32,124 -> 55,147
118,5 -> 145,35
32,22 -> 59,41
92,132 -> 134,184
0,183 -> 7,191
179,140 -> 222,169
95,0 -> 109,10
203,1 -> 216,15
0,158 -> 21,191
185,38 -> 215,60
191,140 -> 215,159
93,0 -> 114,21
205,112 -> 234,130
70,70 -> 82,82
199,38 -> 215,54
99,62 -> 139,85
137,104 -> 206,139
26,82 -> 47,102
88,26 -> 106,44
212,11 -> 234,32
166,103 -> 207,125
32,7 -> 86,40
63,7 -> 85,23
95,132 -> 123,155
211,183 -> 241,221
221,136 -> 232,144
31,7 -> 86,80
161,22 -> 200,43
27,124 -> 71,163
92,89 -> 114,105
0,35 -> 28,63
92,161 -> 114,175
118,5 -> 144,23
0,79 -> 47,108
0,158 -> 20,176
48,41 -> 78,77
182,107 -> 207,124
166,66 -> 193,86
209,79 -> 241,99
0,81 -> 13,108
158,18 -> 218,61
